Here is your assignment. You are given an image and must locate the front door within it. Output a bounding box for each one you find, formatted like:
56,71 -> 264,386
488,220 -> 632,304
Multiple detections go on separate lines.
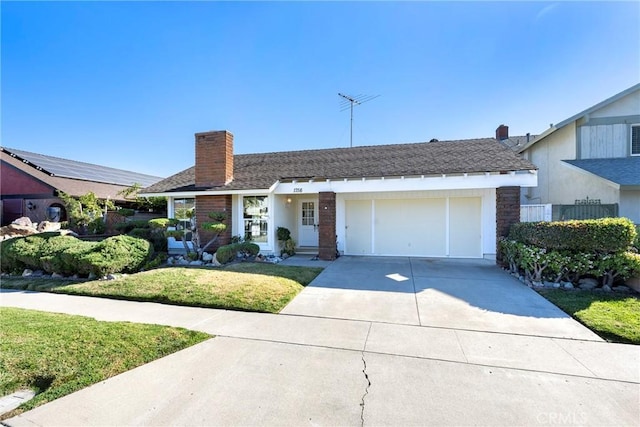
298,199 -> 319,247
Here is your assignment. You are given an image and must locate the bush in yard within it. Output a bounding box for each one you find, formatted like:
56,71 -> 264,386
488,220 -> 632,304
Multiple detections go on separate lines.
240,242 -> 260,256
75,235 -> 152,276
115,219 -> 151,234
590,252 -> 640,287
0,234 -> 152,277
40,236 -> 93,275
215,245 -> 235,264
509,218 -> 637,253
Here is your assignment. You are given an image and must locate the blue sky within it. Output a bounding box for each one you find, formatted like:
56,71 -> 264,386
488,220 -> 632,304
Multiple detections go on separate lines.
2,1 -> 639,178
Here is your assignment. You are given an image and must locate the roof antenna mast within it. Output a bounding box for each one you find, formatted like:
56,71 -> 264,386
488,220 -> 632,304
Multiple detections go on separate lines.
338,93 -> 379,147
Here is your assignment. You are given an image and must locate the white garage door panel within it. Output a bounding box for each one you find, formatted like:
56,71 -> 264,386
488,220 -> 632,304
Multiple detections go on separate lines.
374,199 -> 446,256
449,197 -> 482,257
346,200 -> 372,255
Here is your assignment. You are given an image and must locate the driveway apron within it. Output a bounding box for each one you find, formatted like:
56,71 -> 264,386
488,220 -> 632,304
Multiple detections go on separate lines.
282,256 -> 602,340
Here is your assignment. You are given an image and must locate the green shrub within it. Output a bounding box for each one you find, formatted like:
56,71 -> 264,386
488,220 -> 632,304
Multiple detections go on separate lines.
40,236 -> 90,274
509,218 -> 636,253
148,218 -> 178,229
277,227 -> 291,241
282,238 -> 296,256
115,219 -> 150,234
0,238 -> 26,273
128,227 -> 151,240
590,251 -> 640,287
77,235 -> 152,276
117,208 -> 136,217
241,242 -> 260,256
215,245 -> 235,264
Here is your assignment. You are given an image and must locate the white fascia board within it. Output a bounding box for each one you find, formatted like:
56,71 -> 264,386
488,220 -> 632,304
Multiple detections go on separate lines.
138,188 -> 272,198
273,172 -> 537,194
560,162 -> 620,190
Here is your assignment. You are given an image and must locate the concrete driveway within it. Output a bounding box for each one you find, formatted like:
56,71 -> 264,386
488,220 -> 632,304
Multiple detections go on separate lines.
282,256 -> 602,340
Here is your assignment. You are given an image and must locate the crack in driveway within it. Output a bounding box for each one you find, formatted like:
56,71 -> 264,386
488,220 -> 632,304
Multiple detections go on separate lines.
360,352 -> 370,427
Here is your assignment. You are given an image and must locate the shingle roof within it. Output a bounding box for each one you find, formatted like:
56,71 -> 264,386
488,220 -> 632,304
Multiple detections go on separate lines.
564,157 -> 640,187
1,147 -> 163,187
143,137 -> 537,193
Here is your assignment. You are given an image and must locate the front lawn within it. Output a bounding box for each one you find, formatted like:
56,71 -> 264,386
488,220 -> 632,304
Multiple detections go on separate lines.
538,289 -> 640,344
1,264 -> 323,313
0,307 -> 209,419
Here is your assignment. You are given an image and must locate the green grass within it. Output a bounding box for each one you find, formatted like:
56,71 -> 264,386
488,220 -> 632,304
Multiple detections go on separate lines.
1,264 -> 323,313
538,289 -> 640,344
0,307 -> 209,419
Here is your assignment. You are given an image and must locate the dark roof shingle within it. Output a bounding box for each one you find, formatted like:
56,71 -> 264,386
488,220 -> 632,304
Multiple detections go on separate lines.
144,137 -> 537,193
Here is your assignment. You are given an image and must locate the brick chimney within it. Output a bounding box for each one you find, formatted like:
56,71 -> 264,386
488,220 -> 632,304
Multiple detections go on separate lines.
496,124 -> 509,141
195,130 -> 234,187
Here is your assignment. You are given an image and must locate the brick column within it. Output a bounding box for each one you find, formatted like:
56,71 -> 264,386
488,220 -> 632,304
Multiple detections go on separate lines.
195,195 -> 232,251
496,186 -> 520,264
318,192 -> 337,261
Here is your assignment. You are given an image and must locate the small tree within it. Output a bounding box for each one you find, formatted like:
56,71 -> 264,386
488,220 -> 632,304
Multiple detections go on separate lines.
151,211 -> 227,260
57,191 -> 114,234
118,183 -> 167,213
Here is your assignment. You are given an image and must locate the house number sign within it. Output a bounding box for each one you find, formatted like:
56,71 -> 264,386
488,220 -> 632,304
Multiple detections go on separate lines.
293,188 -> 303,193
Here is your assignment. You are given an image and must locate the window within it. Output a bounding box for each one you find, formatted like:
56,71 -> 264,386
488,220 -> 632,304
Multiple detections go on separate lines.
632,125 -> 640,155
173,198 -> 195,232
243,196 -> 268,243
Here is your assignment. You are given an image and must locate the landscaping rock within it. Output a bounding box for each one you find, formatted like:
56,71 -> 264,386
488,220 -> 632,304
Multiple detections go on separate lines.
189,260 -> 203,266
30,270 -> 44,277
36,221 -> 61,232
612,285 -> 631,293
22,269 -> 33,277
211,253 -> 222,267
602,285 -> 612,292
51,273 -> 64,278
563,282 -> 574,289
88,272 -> 96,280
178,259 -> 189,266
106,274 -> 117,280
12,217 -> 33,227
202,252 -> 214,262
578,278 -> 598,290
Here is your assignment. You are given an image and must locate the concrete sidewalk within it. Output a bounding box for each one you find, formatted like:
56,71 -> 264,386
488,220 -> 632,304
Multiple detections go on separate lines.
2,290 -> 639,426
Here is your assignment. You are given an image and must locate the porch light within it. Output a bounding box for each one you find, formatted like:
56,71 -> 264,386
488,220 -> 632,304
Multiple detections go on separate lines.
285,197 -> 292,207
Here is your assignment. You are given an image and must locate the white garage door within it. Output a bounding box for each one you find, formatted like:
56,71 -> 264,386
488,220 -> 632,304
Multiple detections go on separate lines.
345,197 -> 482,257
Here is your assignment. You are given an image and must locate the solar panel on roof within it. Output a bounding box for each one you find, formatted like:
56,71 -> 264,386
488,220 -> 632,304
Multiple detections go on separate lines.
2,147 -> 163,187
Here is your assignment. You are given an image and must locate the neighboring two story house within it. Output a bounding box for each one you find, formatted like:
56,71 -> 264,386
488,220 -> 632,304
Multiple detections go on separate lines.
518,83 -> 640,224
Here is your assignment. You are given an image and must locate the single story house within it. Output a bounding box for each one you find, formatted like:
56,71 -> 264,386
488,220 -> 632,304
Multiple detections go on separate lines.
141,127 -> 537,261
1,147 -> 163,225
517,83 -> 640,223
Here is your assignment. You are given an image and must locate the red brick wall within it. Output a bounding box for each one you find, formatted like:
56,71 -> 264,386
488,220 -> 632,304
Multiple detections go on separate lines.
195,131 -> 234,188
195,195 -> 232,251
496,186 -> 520,264
318,192 -> 337,261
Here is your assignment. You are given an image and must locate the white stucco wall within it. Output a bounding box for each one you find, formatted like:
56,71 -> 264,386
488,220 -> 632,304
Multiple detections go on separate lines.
590,90 -> 640,118
620,190 -> 640,224
522,122 -> 620,205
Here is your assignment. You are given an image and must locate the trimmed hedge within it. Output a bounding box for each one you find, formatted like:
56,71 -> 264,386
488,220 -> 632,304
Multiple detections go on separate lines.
500,239 -> 640,286
214,241 -> 261,265
508,218 -> 637,253
0,234 -> 152,277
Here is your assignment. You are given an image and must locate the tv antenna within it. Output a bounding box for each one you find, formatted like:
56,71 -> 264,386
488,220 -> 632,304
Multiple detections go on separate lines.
338,93 -> 379,147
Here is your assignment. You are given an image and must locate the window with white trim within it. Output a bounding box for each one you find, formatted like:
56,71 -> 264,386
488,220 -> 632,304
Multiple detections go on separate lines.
632,125 -> 640,155
243,196 -> 268,243
172,198 -> 195,232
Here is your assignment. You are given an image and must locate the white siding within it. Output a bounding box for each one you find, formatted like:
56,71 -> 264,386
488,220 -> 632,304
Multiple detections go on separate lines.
580,124 -> 628,159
